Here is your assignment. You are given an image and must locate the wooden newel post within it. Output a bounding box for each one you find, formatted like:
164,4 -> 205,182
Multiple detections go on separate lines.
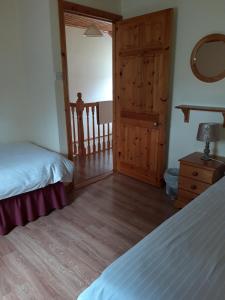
76,92 -> 86,156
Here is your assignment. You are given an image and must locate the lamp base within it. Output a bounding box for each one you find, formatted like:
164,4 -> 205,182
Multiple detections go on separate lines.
200,156 -> 211,161
201,140 -> 211,161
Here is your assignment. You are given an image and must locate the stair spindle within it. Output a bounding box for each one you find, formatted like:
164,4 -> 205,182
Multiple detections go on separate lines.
71,106 -> 77,156
76,92 -> 86,157
102,124 -> 106,151
107,123 -> 110,149
86,106 -> 91,155
92,106 -> 96,153
97,123 -> 101,152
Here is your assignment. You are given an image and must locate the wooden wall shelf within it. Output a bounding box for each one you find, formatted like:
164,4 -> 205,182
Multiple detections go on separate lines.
175,105 -> 225,127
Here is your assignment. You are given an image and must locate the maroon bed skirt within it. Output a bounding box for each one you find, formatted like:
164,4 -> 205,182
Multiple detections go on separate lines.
0,182 -> 69,235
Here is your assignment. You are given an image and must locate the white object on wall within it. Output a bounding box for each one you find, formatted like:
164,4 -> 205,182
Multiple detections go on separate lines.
98,101 -> 113,124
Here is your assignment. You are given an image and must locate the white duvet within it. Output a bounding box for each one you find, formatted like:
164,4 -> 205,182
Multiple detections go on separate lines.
0,142 -> 74,200
78,177 -> 225,300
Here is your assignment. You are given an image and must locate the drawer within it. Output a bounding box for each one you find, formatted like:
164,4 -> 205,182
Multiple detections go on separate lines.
179,176 -> 210,194
175,189 -> 198,208
178,189 -> 197,202
180,164 -> 214,184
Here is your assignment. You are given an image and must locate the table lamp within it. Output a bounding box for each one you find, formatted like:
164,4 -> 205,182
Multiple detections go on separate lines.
197,123 -> 220,160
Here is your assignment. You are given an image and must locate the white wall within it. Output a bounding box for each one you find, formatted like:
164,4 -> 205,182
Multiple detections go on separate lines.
0,0 -> 63,152
66,27 -> 112,102
17,0 -> 61,152
68,0 -> 121,14
0,0 -> 28,143
122,0 -> 225,167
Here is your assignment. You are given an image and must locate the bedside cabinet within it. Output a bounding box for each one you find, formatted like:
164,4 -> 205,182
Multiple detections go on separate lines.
175,152 -> 225,208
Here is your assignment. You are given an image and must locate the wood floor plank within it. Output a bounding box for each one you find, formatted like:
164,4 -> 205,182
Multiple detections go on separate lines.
74,150 -> 113,187
0,174 -> 177,299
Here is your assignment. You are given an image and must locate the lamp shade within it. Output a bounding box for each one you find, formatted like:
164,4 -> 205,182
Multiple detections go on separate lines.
84,24 -> 103,37
197,123 -> 220,142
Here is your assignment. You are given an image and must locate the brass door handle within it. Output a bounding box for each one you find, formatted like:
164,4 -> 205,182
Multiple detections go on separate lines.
153,122 -> 158,127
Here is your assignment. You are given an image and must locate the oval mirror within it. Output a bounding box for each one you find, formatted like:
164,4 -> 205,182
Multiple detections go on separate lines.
191,34 -> 225,82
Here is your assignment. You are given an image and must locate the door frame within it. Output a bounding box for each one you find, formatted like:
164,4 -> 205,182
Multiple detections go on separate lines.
57,0 -> 122,167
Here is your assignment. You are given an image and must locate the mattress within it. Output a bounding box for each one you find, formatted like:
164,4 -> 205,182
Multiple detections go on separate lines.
0,142 -> 74,200
78,176 -> 225,300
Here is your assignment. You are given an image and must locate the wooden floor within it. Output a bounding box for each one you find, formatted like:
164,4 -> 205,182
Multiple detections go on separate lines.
74,149 -> 113,188
0,174 -> 177,300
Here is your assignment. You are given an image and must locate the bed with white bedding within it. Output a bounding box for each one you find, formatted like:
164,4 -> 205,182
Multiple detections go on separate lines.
0,142 -> 74,235
78,176 -> 225,300
0,142 -> 74,200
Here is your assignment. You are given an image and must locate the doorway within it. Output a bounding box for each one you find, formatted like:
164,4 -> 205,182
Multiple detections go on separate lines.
59,2 -> 173,189
58,1 -> 122,188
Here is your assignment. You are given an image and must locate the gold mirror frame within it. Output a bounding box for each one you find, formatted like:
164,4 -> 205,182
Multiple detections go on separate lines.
191,34 -> 225,83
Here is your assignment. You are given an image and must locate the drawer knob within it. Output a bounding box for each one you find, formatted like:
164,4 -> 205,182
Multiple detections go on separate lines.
190,185 -> 197,190
192,171 -> 198,177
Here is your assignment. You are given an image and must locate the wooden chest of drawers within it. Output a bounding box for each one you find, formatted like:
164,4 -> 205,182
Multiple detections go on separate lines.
175,152 -> 225,208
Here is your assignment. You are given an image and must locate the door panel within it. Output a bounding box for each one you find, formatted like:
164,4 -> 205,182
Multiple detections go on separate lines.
118,22 -> 142,51
143,11 -> 170,49
116,9 -> 173,187
143,52 -> 164,114
120,55 -> 143,113
118,121 -> 160,182
120,53 -> 165,114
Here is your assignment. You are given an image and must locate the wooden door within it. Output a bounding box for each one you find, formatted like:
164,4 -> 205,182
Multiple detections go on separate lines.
115,9 -> 173,187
